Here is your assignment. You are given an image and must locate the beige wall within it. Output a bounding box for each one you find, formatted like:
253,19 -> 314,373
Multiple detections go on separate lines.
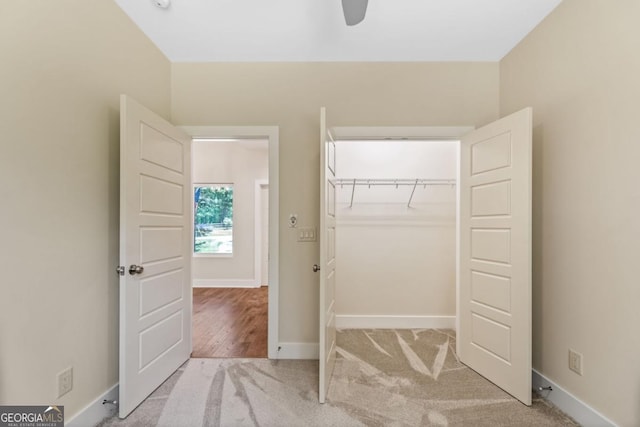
192,141 -> 268,284
336,225 -> 455,316
0,0 -> 170,420
172,62 -> 499,342
500,1 -> 640,424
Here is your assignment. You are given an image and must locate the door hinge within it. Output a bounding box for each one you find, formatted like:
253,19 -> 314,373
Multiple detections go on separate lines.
116,266 -> 125,276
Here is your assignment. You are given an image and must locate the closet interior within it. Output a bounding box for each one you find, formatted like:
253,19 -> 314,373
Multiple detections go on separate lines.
333,139 -> 458,327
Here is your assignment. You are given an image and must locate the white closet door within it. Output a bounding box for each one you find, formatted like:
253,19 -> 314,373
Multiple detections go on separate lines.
119,95 -> 192,417
319,107 -> 337,403
458,107 -> 532,405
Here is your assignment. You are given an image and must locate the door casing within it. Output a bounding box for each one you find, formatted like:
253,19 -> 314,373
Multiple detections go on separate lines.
256,181 -> 269,287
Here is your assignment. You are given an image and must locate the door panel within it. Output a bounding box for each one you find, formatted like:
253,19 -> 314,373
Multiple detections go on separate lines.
471,229 -> 511,263
139,270 -> 184,316
470,271 -> 511,312
471,180 -> 511,216
139,176 -> 183,214
319,107 -> 337,403
139,228 -> 183,263
119,95 -> 192,418
458,107 -> 532,405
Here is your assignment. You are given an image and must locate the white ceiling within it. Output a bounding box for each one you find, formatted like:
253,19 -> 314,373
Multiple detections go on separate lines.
114,0 -> 562,62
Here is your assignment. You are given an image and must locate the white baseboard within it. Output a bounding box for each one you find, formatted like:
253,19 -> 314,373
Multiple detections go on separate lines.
276,342 -> 319,360
193,279 -> 258,288
532,369 -> 617,427
336,315 -> 456,330
66,383 -> 118,427
336,218 -> 455,227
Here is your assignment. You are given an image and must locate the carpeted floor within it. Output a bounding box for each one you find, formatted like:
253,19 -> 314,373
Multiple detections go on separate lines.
99,329 -> 577,426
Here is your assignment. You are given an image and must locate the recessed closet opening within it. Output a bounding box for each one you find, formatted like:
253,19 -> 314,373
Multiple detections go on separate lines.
333,139 -> 459,330
322,111 -> 533,406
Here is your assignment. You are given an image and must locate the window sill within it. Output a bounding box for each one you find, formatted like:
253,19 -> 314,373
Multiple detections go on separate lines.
193,253 -> 233,258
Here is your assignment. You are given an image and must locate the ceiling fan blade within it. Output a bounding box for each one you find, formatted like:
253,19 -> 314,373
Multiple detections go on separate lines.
342,0 -> 368,26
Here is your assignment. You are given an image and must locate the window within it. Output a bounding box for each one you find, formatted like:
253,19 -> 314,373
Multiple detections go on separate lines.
194,185 -> 233,254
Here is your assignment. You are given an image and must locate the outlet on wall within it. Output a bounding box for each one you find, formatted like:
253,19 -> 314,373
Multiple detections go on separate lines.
57,367 -> 73,398
568,349 -> 583,376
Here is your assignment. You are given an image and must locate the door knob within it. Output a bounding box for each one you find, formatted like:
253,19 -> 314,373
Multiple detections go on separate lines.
128,264 -> 144,275
313,264 -> 321,272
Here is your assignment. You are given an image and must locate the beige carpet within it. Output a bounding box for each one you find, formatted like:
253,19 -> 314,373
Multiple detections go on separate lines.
100,329 -> 577,426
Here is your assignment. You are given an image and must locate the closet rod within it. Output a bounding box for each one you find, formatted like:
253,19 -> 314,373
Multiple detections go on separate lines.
336,178 -> 456,208
335,178 -> 456,187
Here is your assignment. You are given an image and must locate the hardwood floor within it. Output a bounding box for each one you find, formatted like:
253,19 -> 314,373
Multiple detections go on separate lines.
192,287 -> 268,358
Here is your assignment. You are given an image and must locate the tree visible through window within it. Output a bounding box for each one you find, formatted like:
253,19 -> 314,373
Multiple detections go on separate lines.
194,185 -> 233,254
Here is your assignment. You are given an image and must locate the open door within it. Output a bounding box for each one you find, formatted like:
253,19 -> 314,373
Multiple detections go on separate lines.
118,95 -> 192,417
458,107 -> 532,405
318,107 -> 337,403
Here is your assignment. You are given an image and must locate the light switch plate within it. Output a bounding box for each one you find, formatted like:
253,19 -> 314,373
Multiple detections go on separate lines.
297,227 -> 317,242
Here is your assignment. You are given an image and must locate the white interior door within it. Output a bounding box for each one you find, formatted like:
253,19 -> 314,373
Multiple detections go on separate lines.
119,95 -> 192,418
319,107 -> 337,403
458,107 -> 532,405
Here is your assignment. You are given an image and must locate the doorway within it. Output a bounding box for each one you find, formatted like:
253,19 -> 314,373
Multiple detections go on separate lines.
182,126 -> 280,359
190,138 -> 269,357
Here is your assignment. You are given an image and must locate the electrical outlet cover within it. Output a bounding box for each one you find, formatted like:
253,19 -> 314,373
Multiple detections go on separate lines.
568,349 -> 583,376
57,367 -> 73,397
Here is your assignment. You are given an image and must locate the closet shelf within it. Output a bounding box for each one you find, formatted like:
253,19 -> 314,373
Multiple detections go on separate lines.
334,178 -> 456,208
